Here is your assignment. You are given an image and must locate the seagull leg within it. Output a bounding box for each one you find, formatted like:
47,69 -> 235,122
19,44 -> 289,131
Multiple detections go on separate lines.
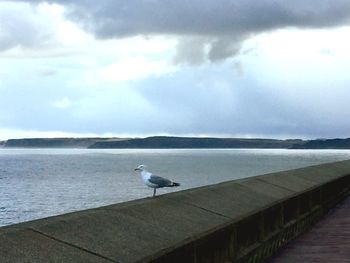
153,188 -> 156,197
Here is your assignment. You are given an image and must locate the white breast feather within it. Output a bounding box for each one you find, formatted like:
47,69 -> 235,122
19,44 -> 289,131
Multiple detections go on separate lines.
141,170 -> 158,188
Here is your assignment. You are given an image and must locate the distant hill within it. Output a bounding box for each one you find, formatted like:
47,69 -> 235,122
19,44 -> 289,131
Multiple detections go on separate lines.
88,136 -> 304,149
3,136 -> 350,149
290,138 -> 350,149
4,138 -> 127,148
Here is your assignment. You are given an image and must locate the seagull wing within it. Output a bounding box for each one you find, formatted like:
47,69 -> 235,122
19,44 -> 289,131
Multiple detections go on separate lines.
148,175 -> 172,187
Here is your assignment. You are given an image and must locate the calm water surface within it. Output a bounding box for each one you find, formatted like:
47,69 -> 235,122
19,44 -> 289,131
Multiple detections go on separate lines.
1,148 -> 350,227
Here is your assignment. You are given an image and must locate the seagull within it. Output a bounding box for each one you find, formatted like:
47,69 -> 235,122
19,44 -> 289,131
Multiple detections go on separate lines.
134,165 -> 180,197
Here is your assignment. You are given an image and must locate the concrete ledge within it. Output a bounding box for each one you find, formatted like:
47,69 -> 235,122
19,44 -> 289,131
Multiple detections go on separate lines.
1,160 -> 350,262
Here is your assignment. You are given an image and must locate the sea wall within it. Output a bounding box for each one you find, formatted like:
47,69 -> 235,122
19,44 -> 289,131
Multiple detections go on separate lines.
1,160 -> 350,263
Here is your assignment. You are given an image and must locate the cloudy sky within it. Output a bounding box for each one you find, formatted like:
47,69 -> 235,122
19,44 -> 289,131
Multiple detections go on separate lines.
1,0 -> 350,140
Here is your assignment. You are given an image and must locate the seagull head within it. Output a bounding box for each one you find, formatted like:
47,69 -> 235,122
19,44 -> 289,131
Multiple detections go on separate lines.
134,164 -> 146,171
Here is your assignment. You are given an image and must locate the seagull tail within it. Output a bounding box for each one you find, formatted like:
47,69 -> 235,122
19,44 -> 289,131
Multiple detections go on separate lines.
171,182 -> 180,187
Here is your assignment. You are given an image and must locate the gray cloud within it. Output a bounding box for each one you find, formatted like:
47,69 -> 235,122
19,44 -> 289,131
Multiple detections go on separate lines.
57,0 -> 350,63
51,1 -> 350,36
172,37 -> 209,65
0,2 -> 55,51
5,0 -> 350,62
38,68 -> 57,76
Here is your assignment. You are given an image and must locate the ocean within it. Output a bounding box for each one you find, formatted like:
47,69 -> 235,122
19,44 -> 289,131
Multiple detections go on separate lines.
1,148 -> 350,227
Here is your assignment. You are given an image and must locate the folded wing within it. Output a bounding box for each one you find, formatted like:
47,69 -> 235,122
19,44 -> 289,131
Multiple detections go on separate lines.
148,175 -> 173,187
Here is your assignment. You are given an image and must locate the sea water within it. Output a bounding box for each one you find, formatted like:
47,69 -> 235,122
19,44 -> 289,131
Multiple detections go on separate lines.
1,148 -> 350,227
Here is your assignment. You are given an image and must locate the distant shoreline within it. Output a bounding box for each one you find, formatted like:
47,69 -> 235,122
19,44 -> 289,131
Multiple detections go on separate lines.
1,136 -> 350,149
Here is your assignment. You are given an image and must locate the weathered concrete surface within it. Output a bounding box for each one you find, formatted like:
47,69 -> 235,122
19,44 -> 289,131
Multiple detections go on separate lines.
165,182 -> 278,220
0,228 -> 112,263
236,178 -> 293,200
1,159 -> 350,262
23,198 -> 230,263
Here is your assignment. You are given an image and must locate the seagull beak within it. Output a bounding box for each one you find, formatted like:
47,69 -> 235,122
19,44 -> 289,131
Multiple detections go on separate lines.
134,168 -> 139,171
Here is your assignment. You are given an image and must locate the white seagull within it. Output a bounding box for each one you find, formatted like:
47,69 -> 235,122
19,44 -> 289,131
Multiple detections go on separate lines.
134,165 -> 180,197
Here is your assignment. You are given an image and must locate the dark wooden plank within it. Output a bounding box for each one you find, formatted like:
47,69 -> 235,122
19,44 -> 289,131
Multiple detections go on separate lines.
270,196 -> 350,262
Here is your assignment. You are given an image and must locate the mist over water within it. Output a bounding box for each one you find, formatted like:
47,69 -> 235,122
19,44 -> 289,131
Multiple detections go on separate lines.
1,148 -> 350,227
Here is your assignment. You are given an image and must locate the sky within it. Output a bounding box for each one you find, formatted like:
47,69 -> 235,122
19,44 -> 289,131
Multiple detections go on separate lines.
1,1 -> 350,140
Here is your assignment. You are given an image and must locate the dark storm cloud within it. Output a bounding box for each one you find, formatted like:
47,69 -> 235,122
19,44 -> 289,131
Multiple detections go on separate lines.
21,0 -> 350,36
5,0 -> 350,61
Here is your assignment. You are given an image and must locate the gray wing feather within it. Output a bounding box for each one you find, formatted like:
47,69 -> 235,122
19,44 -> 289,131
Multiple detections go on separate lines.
149,175 -> 172,187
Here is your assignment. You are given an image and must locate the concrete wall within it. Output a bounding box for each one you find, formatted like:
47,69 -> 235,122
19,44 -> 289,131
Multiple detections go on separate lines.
1,160 -> 350,263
